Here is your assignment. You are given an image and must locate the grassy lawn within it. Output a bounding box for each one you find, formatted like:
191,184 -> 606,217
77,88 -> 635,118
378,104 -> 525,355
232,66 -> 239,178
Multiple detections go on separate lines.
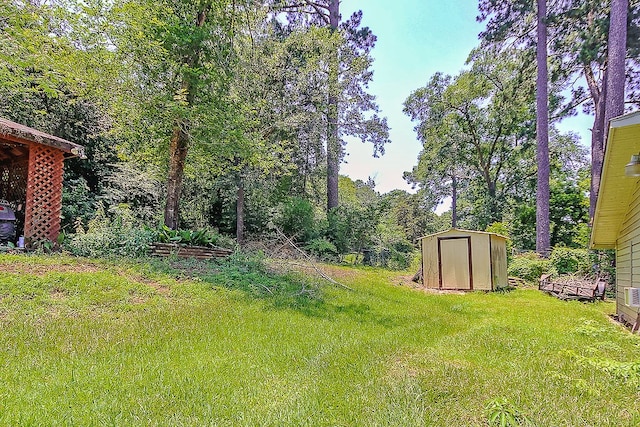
0,254 -> 638,426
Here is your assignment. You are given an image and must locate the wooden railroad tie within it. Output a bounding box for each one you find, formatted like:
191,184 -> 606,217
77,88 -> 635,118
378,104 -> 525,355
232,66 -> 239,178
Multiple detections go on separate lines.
150,242 -> 233,260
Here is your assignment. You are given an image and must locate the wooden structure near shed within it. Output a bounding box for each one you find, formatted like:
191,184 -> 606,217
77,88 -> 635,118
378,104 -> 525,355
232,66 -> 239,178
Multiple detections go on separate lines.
150,243 -> 233,260
419,228 -> 508,291
539,274 -> 606,301
0,118 -> 85,247
590,111 -> 640,329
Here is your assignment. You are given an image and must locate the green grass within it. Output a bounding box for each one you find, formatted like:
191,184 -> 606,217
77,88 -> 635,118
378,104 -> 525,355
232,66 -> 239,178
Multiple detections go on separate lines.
0,254 -> 638,426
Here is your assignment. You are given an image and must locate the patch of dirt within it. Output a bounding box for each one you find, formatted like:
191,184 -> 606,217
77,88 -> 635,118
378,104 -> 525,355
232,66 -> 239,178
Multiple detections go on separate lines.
0,262 -> 100,275
49,289 -> 67,300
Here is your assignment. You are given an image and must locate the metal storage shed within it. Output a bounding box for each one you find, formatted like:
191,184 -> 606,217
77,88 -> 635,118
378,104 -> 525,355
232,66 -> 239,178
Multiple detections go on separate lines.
419,228 -> 508,291
0,117 -> 85,247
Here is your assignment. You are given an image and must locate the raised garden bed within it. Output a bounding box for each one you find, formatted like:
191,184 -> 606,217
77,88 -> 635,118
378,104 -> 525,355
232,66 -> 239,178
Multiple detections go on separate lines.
150,242 -> 232,260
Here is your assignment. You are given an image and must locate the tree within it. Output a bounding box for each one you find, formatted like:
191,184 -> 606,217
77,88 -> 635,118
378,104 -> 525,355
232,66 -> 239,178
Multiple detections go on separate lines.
107,0 -> 237,229
605,0 -> 629,127
479,0 -> 640,219
272,1 -> 389,213
536,0 -> 551,255
404,48 -> 537,229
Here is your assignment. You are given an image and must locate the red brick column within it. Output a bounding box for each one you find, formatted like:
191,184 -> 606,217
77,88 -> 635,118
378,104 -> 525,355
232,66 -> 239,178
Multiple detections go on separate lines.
24,145 -> 64,246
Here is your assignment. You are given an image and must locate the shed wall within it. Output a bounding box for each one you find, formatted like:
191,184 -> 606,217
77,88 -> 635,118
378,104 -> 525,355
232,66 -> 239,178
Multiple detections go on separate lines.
422,236 -> 440,289
490,235 -> 508,289
470,233 -> 491,290
421,229 -> 501,291
616,181 -> 640,325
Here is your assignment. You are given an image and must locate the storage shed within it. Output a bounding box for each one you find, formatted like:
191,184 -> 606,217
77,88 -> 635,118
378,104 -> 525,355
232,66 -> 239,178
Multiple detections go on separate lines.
419,228 -> 508,291
590,111 -> 640,330
0,118 -> 85,247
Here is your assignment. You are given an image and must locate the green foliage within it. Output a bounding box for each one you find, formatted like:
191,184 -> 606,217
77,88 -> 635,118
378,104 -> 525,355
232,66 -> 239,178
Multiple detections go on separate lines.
275,197 -> 316,242
63,204 -> 155,258
61,177 -> 96,232
154,226 -> 232,248
304,238 -> 338,261
508,252 -> 551,283
485,398 -> 532,427
549,247 -> 591,276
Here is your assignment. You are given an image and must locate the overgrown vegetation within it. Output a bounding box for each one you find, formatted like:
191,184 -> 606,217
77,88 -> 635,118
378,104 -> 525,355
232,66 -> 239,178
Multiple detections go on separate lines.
0,254 -> 638,426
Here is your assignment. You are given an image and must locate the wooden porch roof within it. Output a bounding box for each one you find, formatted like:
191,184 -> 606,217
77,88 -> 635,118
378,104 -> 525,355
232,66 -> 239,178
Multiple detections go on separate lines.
0,117 -> 86,159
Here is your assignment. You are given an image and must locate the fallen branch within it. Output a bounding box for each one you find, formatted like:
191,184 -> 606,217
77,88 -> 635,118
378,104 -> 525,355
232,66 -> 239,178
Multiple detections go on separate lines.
273,227 -> 353,291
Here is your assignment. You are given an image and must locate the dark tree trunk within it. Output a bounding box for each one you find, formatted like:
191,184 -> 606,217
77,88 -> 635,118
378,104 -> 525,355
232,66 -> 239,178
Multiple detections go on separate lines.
590,83 -> 607,219
451,174 -> 457,228
164,120 -> 189,229
236,180 -> 245,246
326,0 -> 340,213
162,9 -> 207,230
536,0 -> 550,256
604,0 -> 628,126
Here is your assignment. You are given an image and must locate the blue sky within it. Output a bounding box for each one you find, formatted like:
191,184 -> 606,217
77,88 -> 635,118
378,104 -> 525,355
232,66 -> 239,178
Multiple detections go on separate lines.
338,0 -> 593,194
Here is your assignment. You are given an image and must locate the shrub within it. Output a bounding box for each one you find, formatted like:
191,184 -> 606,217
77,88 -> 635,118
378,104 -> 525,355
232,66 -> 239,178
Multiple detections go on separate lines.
549,247 -> 591,276
275,197 -> 316,242
154,226 -> 233,248
63,204 -> 155,258
508,252 -> 551,284
305,238 -> 338,261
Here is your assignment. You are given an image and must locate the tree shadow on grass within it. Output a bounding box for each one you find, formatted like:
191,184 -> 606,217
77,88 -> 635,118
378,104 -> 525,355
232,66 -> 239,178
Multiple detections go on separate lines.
143,255 -> 400,328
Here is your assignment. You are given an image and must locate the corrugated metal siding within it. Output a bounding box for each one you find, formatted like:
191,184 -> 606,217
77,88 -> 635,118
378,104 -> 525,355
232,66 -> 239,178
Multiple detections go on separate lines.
490,235 -> 508,289
420,229 -> 505,291
470,233 -> 492,290
422,236 -> 439,289
616,181 -> 640,324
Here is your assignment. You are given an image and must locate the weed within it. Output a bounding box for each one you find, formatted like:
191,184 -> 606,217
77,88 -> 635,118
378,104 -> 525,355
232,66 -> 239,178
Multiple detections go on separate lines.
485,398 -> 532,427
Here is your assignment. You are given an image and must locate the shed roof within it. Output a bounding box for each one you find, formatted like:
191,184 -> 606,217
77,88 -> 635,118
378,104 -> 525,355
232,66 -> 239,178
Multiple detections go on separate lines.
418,227 -> 508,241
0,117 -> 86,159
590,111 -> 640,249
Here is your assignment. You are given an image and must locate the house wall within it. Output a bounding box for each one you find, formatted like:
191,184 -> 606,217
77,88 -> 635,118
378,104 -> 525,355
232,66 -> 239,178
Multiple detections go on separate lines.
616,181 -> 640,325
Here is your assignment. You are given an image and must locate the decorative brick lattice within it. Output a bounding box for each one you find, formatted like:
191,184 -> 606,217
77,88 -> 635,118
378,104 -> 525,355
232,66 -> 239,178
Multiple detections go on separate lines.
24,145 -> 64,245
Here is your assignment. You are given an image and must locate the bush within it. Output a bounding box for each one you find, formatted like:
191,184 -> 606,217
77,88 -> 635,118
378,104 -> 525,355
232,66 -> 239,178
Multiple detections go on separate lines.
154,225 -> 233,248
305,238 -> 338,261
549,247 -> 591,276
63,204 -> 155,258
508,252 -> 551,284
275,197 -> 316,242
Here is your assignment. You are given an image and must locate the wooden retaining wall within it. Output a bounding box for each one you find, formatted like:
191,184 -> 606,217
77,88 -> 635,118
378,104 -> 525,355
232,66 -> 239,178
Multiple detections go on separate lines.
150,243 -> 232,260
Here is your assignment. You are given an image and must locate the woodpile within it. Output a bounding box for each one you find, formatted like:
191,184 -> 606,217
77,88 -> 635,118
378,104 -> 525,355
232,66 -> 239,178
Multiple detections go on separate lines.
149,243 -> 232,260
538,274 -> 606,301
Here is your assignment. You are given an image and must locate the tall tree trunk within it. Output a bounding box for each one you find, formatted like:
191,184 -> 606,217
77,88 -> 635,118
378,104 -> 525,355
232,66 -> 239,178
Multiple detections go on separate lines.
536,0 -> 550,256
590,82 -> 606,219
326,0 -> 340,212
604,0 -> 628,127
163,8 -> 208,230
164,119 -> 189,229
236,180 -> 245,246
451,174 -> 457,229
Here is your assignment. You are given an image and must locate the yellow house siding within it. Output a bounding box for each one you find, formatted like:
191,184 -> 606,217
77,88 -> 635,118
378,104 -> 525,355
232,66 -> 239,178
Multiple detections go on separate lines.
590,115 -> 640,249
616,180 -> 640,324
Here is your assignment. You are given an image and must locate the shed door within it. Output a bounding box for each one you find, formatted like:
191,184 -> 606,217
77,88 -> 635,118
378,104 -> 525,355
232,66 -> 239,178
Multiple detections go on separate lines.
438,237 -> 472,290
